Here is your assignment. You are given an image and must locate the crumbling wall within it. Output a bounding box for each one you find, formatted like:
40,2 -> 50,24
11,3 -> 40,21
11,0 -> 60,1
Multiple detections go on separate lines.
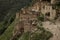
41,2 -> 56,20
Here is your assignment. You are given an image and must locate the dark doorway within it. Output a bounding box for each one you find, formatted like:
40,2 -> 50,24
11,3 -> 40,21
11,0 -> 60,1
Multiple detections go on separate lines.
45,12 -> 50,17
42,0 -> 51,2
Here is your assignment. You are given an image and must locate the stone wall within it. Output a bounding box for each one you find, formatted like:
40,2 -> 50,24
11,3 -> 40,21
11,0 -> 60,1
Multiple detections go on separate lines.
41,2 -> 56,20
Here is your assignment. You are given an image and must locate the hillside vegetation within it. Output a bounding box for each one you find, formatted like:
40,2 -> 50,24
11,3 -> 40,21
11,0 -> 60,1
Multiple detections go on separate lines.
0,0 -> 32,35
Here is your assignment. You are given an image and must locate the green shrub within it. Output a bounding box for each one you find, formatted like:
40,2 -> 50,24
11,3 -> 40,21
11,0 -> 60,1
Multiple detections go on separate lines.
18,32 -> 30,40
37,13 -> 44,22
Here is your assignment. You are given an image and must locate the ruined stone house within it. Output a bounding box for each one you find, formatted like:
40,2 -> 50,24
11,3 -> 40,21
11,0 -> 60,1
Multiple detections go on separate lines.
15,0 -> 60,33
41,2 -> 56,20
41,0 -> 60,20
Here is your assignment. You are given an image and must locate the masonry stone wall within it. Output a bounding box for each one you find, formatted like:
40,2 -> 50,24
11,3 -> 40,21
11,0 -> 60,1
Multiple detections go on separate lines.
41,2 -> 56,20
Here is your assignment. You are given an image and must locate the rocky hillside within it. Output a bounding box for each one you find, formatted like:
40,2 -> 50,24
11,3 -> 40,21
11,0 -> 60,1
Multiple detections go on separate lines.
0,0 -> 60,40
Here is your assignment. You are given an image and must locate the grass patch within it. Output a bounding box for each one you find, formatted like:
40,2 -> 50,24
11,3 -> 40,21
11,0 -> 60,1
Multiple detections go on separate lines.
37,13 -> 44,22
18,32 -> 30,40
0,14 -> 15,35
0,20 -> 16,40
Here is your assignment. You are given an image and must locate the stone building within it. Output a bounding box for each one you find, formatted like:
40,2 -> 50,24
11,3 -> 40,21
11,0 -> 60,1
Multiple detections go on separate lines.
41,0 -> 56,20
